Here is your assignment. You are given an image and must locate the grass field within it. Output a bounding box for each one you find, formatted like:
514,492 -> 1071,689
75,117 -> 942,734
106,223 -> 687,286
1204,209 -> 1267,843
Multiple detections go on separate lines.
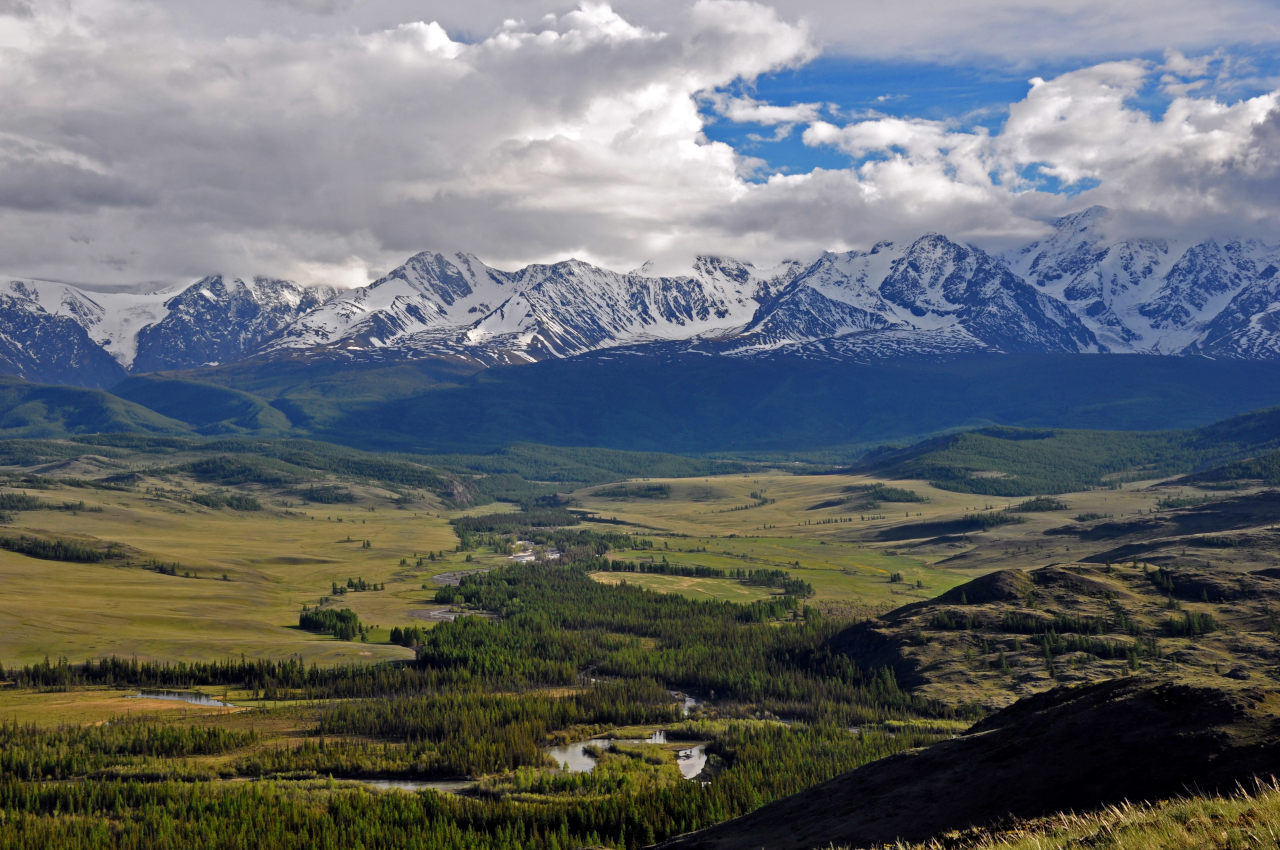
885,783 -> 1280,850
0,686 -> 243,725
589,571 -> 779,603
0,455 -> 1238,667
572,470 -> 1205,611
0,476 -> 472,665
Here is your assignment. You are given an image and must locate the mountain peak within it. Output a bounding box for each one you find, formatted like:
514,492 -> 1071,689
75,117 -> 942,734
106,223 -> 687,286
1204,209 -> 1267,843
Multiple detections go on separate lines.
1052,205 -> 1112,232
2,221 -> 1280,388
403,249 -> 486,268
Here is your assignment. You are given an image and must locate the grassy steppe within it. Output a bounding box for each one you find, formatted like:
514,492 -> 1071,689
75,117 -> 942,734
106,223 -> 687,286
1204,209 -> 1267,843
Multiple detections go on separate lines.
0,465 -> 1002,664
0,479 -> 464,664
0,439 -> 1270,669
885,785 -> 1280,850
589,572 -> 779,603
573,471 -> 1185,614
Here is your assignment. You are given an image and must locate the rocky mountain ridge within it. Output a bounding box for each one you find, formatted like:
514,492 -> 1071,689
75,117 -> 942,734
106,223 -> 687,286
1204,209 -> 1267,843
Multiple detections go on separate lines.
3,207 -> 1278,386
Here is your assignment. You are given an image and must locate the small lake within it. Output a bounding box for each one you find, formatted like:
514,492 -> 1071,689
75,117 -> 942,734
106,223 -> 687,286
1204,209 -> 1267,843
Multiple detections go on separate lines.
130,690 -> 234,707
670,691 -> 699,716
674,744 -> 708,780
546,731 -> 708,781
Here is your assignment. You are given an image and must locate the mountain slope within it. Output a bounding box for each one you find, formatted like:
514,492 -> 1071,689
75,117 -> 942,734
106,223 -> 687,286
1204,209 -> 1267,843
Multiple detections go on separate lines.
860,404 -> 1280,495
1190,261 -> 1280,359
0,377 -> 191,437
111,376 -> 294,434
656,675 -> 1280,850
1005,206 -> 1280,355
829,560 -> 1280,710
131,275 -> 337,372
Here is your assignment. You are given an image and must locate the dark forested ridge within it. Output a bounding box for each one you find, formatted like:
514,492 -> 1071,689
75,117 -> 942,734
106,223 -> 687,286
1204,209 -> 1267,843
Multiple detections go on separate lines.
298,353 -> 1280,455
859,405 -> 1280,495
3,353 -> 1280,457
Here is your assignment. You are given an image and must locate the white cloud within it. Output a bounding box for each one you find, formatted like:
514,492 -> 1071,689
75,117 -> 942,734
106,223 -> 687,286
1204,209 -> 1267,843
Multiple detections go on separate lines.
784,0 -> 1280,62
1,1 -> 1279,288
996,62 -> 1280,210
0,1 -> 815,285
706,93 -> 822,126
146,1 -> 1280,64
1161,48 -> 1214,79
774,58 -> 1280,247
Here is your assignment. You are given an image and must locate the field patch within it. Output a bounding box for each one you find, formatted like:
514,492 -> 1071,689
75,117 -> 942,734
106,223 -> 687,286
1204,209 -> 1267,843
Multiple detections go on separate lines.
589,571 -> 778,603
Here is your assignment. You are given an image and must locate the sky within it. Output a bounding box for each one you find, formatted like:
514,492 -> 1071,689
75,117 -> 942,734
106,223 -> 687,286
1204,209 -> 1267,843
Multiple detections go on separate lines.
1,0 -> 1279,288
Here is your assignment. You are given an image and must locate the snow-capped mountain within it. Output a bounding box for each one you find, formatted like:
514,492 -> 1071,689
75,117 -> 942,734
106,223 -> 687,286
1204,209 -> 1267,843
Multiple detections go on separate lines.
2,207 -> 1279,388
131,275 -> 336,372
1191,263 -> 1280,359
0,282 -> 128,387
0,275 -> 335,385
1004,206 -> 1280,356
736,236 -> 1098,355
268,250 -> 785,363
0,279 -> 174,372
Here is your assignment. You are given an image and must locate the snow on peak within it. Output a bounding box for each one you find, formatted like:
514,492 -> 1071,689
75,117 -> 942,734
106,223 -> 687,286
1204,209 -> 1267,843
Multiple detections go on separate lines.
5,208 -> 1280,375
1052,205 -> 1112,231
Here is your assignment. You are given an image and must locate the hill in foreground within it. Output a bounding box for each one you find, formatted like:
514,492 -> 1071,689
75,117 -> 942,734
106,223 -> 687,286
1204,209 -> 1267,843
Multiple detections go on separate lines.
655,675 -> 1280,850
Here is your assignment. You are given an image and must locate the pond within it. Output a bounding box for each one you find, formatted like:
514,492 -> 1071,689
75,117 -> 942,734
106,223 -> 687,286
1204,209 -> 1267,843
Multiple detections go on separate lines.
546,730 -> 708,781
671,691 -> 700,716
674,744 -> 708,780
130,690 -> 234,707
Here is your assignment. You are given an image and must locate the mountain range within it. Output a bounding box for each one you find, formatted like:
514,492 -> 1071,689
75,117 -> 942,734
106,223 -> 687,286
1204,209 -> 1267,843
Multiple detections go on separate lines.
3,206 -> 1279,388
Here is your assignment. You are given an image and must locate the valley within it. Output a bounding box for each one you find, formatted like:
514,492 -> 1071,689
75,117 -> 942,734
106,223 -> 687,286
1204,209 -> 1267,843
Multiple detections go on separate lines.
3,434 -> 1261,667
1,405 -> 1279,848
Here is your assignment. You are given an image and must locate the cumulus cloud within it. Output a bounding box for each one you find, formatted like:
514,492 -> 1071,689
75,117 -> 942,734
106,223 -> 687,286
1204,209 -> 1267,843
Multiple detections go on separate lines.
1,1 -> 1279,288
705,93 -> 822,126
990,60 -> 1280,239
765,56 -> 1280,248
0,1 -> 816,284
149,0 -> 1280,63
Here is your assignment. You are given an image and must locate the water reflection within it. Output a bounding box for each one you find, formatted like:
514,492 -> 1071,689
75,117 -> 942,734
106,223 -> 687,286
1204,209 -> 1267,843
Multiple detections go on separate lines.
545,730 -> 707,781
130,690 -> 233,707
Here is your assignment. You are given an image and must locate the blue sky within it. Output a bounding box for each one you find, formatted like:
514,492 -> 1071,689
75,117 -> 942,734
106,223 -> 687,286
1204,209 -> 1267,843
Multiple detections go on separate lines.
702,46 -> 1280,181
702,57 -> 1040,175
